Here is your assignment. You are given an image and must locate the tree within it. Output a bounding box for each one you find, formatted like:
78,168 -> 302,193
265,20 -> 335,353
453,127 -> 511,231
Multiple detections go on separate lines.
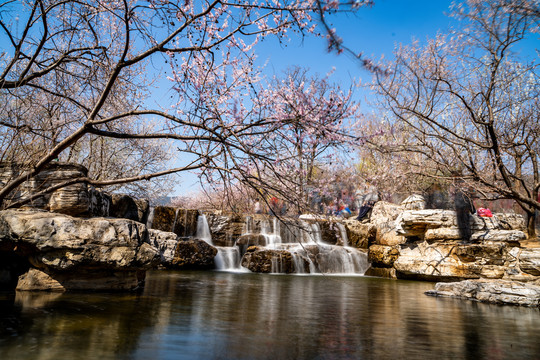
372,0 -> 540,237
0,0 -> 369,209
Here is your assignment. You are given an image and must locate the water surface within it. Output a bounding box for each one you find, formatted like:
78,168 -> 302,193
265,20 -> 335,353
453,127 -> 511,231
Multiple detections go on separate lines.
1,271 -> 539,359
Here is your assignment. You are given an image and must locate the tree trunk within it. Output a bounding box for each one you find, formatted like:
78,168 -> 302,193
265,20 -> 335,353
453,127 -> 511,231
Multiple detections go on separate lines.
526,211 -> 537,240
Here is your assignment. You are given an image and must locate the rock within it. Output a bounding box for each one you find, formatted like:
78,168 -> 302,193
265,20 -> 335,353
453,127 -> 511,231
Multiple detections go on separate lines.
206,213 -> 245,247
470,230 -> 526,244
147,229 -> 179,267
150,206 -> 177,232
171,239 -> 217,269
424,228 -> 462,241
0,162 -> 91,216
236,233 -> 268,246
393,241 -> 509,281
368,245 -> 399,268
425,279 -> 540,307
172,209 -> 198,238
88,188 -> 111,217
344,221 -> 376,249
241,246 -> 297,273
110,194 -> 149,223
376,229 -> 406,246
519,248 -> 540,276
370,201 -> 402,228
494,213 -> 526,231
0,209 -> 159,291
397,210 -> 456,237
16,268 -> 145,292
401,194 -> 426,210
364,267 -> 397,279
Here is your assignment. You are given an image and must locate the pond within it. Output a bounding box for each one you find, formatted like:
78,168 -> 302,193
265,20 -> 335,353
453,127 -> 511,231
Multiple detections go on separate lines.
1,271 -> 539,359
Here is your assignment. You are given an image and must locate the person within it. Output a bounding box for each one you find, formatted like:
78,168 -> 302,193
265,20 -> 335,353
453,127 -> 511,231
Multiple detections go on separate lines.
454,188 -> 475,242
356,186 -> 379,222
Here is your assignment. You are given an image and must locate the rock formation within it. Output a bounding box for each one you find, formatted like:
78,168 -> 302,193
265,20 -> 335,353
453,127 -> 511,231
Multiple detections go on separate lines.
425,279 -> 540,307
0,209 -> 160,291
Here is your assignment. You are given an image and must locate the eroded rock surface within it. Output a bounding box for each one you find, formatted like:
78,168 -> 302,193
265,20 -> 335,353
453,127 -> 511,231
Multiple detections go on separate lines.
425,279 -> 540,307
0,209 -> 159,291
171,239 -> 217,269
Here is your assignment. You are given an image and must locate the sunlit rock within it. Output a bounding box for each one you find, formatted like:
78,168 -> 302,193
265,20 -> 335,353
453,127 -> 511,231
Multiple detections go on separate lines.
0,209 -> 159,291
401,194 -> 426,210
519,248 -> 540,276
426,279 -> 540,307
147,229 -> 179,266
368,245 -> 399,268
344,221 -> 376,249
241,246 -> 298,273
393,241 -> 510,281
171,239 -> 217,269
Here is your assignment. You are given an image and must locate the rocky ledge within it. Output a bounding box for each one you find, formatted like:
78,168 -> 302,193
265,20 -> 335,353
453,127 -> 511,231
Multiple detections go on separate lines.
425,279 -> 540,307
0,209 -> 160,291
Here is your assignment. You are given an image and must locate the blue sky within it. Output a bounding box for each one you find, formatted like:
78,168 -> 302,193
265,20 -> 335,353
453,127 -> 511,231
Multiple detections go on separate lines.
167,0 -> 455,196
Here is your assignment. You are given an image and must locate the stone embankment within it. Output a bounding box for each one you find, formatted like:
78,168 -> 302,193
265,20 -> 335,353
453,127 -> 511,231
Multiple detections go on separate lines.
348,195 -> 540,306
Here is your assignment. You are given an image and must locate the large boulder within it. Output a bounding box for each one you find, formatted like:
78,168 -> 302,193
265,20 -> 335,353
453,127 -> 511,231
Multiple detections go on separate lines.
171,239 -> 217,269
0,209 -> 160,291
518,248 -> 540,276
425,279 -> 540,307
241,246 -> 299,273
368,245 -> 399,268
206,213 -> 245,247
0,162 -> 91,216
393,241 -> 509,281
147,229 -> 179,267
110,194 -> 149,223
344,221 -> 376,249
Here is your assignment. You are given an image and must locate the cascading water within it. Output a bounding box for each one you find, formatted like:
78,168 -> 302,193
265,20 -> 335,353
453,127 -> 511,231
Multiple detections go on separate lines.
196,213 -> 246,272
196,214 -> 213,245
196,212 -> 368,275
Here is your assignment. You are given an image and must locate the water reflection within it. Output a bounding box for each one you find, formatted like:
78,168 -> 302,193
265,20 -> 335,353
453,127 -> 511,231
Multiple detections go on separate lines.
1,271 -> 539,359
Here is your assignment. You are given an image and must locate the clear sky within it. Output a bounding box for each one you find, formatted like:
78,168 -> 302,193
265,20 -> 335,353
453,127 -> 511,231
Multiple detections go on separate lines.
167,0 -> 455,196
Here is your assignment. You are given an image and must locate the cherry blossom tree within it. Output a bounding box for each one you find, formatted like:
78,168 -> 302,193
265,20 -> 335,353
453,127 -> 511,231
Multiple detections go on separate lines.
372,0 -> 540,236
0,0 -> 369,209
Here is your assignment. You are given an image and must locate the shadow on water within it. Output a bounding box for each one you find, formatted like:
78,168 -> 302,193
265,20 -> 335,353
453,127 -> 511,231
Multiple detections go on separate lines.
1,271 -> 540,360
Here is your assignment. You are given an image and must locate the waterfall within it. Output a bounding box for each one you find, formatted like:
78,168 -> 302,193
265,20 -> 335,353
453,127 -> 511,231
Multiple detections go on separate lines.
196,214 -> 213,245
261,218 -> 281,248
146,207 -> 155,229
215,247 -> 246,272
336,223 -> 348,247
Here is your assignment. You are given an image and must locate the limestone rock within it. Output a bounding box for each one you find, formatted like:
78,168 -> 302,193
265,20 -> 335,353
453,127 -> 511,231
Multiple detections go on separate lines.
0,162 -> 91,216
206,213 -> 245,247
150,206 -> 177,232
425,279 -> 540,307
519,248 -> 540,276
171,239 -> 217,269
398,210 -> 456,237
424,228 -> 462,241
241,246 -> 297,273
172,209 -> 199,238
344,221 -> 376,249
16,268 -> 144,292
368,245 -> 399,268
147,229 -> 179,266
0,209 -> 159,291
110,194 -> 149,223
370,201 -> 403,227
393,241 -> 509,281
470,230 -> 526,244
494,213 -> 526,231
364,267 -> 397,279
401,194 -> 426,210
236,233 -> 268,246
